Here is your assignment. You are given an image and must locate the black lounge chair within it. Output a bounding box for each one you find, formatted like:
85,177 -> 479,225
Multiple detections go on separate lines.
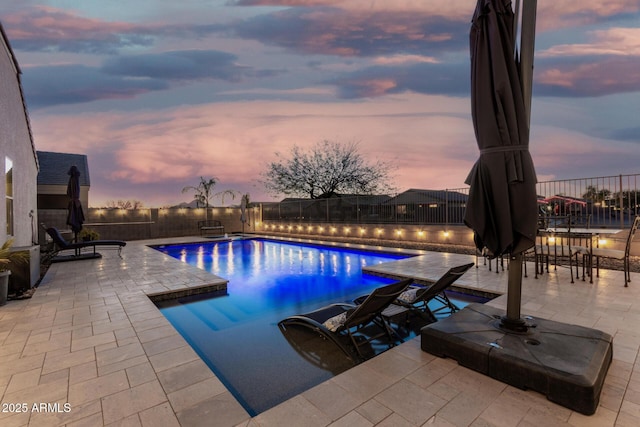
278,322 -> 357,374
278,279 -> 412,361
45,227 -> 126,262
394,263 -> 474,318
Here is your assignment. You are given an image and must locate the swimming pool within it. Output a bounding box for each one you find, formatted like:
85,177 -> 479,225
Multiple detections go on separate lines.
152,238 -> 476,416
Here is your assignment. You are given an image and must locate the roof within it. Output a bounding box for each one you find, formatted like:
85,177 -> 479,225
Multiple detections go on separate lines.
542,195 -> 588,207
36,151 -> 90,186
384,189 -> 468,205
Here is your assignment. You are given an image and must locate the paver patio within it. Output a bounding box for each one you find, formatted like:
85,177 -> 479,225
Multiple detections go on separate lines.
0,236 -> 638,426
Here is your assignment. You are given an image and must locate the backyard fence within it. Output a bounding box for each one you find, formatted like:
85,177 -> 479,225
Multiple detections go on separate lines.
261,174 -> 640,229
38,174 -> 640,245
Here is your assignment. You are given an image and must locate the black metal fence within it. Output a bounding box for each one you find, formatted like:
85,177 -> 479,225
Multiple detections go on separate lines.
261,189 -> 469,225
261,174 -> 640,228
536,174 -> 640,228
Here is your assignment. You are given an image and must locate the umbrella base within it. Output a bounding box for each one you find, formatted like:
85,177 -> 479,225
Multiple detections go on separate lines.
52,253 -> 102,263
421,303 -> 612,415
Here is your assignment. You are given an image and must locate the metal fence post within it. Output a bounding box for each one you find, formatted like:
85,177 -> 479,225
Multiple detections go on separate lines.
620,174 -> 625,228
326,199 -> 329,222
445,189 -> 450,230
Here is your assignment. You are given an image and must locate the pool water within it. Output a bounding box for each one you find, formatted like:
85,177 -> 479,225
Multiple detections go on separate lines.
153,238 -> 479,416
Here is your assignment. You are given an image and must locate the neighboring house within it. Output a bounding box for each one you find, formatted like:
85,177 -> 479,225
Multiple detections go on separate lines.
0,23 -> 40,288
383,189 -> 469,224
0,23 -> 39,246
263,194 -> 392,222
36,151 -> 90,209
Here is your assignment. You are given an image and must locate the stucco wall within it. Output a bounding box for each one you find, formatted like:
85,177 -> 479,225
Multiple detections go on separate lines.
38,207 -> 258,243
0,33 -> 39,248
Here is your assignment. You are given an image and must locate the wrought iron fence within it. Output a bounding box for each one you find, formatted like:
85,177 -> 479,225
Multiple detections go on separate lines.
261,174 -> 640,228
536,174 -> 640,228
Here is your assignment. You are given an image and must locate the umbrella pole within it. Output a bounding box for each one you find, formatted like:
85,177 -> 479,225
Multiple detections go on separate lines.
500,252 -> 528,332
500,0 -> 537,333
518,0 -> 537,123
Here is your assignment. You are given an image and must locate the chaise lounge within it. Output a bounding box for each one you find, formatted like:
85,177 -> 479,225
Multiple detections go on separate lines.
45,226 -> 126,262
278,279 -> 411,361
392,262 -> 475,320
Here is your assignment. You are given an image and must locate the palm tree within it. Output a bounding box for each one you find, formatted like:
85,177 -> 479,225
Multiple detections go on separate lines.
182,177 -> 218,221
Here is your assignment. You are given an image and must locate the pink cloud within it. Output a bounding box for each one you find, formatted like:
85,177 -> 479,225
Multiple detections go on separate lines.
373,55 -> 440,65
30,93 -> 478,204
4,6 -> 140,42
540,27 -> 640,57
537,57 -> 640,96
531,125 -> 639,180
537,1 -> 640,31
29,90 -> 639,206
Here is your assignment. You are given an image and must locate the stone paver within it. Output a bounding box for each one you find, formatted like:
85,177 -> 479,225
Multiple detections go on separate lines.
0,235 -> 638,426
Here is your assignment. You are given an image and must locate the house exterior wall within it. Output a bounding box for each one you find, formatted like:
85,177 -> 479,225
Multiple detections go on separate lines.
0,29 -> 38,248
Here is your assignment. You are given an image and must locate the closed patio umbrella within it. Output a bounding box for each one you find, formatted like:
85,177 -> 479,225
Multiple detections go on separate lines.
464,0 -> 537,329
240,193 -> 249,233
424,3 -> 613,415
66,165 -> 85,242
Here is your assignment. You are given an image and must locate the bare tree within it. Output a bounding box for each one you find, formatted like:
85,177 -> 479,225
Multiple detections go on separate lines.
262,140 -> 396,199
104,200 -> 144,209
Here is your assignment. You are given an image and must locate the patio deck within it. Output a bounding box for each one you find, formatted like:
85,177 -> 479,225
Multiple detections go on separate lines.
0,236 -> 638,426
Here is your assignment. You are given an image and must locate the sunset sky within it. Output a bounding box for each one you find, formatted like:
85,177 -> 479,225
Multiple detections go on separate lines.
1,0 -> 639,207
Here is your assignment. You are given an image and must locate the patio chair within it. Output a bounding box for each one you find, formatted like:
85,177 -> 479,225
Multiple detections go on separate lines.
389,262 -> 475,321
475,247 -> 505,274
590,215 -> 640,287
278,279 -> 412,361
45,226 -> 126,262
533,215 -> 584,283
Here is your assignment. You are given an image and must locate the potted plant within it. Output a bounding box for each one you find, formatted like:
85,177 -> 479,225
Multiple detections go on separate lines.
78,228 -> 100,241
0,239 -> 29,306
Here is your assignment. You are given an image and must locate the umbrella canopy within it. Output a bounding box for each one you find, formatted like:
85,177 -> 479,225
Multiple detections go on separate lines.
66,165 -> 85,235
464,0 -> 538,258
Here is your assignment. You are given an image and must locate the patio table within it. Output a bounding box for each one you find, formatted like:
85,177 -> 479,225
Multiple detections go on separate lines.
542,228 -> 622,283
